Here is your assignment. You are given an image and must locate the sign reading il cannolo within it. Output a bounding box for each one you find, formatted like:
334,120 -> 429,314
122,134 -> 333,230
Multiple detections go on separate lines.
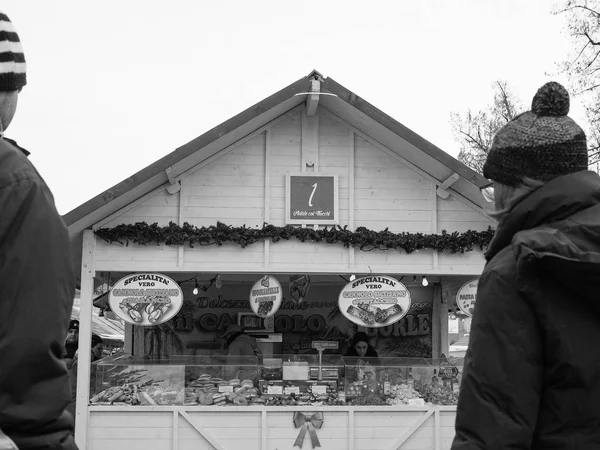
456,278 -> 478,317
249,275 -> 283,318
338,276 -> 411,328
108,273 -> 184,326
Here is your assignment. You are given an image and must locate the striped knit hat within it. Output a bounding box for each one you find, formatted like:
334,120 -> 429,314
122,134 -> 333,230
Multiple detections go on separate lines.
483,82 -> 588,186
0,12 -> 26,91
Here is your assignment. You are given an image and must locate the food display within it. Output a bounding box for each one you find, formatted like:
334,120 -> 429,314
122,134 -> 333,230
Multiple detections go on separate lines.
90,356 -> 462,407
90,365 -> 185,406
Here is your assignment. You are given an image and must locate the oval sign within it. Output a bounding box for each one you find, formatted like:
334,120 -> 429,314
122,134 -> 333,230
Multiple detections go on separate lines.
249,275 -> 283,318
108,273 -> 184,326
338,276 -> 411,328
456,279 -> 478,317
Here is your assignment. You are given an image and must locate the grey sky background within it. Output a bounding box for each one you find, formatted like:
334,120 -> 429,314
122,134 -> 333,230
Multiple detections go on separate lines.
2,1 -> 576,214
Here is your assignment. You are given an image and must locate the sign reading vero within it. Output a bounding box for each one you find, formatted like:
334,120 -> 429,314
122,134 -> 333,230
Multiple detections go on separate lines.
338,275 -> 411,328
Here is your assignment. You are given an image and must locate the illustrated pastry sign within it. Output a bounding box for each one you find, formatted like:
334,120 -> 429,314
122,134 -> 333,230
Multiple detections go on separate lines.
338,276 -> 411,328
108,273 -> 184,326
249,275 -> 283,318
456,279 -> 478,317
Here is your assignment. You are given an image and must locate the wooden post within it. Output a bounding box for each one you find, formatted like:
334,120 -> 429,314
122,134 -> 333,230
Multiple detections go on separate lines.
431,181 -> 439,270
264,130 -> 271,270
432,284 -> 444,360
349,131 -> 355,269
74,230 -> 96,448
177,177 -> 186,267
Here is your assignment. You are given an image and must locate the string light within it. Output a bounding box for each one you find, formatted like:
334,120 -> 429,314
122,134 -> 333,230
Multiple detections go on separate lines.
192,279 -> 200,295
349,274 -> 356,281
422,276 -> 429,287
215,274 -> 222,289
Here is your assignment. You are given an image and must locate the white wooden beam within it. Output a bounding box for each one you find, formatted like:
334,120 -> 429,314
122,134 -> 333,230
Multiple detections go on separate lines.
306,79 -> 320,116
177,177 -> 186,267
173,410 -> 179,450
94,259 -> 486,275
431,181 -> 439,269
74,230 -> 96,448
179,411 -> 226,450
436,172 -> 460,199
165,166 -> 181,194
301,107 -> 319,171
386,408 -> 435,450
349,131 -> 356,268
264,130 -> 271,270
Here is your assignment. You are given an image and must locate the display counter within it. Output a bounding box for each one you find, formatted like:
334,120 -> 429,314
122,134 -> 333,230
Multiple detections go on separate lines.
87,354 -> 461,450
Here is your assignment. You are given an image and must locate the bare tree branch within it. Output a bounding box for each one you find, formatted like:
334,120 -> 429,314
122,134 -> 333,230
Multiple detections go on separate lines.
450,80 -> 521,174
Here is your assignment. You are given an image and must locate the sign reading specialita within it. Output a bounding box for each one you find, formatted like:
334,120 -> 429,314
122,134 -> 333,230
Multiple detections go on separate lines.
456,279 -> 478,317
108,273 -> 184,326
338,276 -> 411,328
249,275 -> 283,318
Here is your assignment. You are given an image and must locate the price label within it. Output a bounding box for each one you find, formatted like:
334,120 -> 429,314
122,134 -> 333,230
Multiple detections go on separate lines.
439,366 -> 459,378
312,341 -> 339,351
408,398 -> 426,406
267,385 -> 283,395
284,386 -> 300,395
312,385 -> 327,395
218,385 -> 233,393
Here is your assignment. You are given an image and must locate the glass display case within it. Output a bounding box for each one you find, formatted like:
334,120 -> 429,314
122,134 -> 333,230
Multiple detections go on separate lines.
343,357 -> 462,406
90,354 -> 463,407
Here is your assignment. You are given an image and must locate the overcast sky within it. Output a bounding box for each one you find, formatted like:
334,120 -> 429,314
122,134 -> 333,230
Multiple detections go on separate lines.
2,1 -> 577,215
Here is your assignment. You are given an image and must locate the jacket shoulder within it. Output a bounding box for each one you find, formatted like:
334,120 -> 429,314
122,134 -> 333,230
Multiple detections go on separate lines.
484,245 -> 518,278
0,138 -> 38,187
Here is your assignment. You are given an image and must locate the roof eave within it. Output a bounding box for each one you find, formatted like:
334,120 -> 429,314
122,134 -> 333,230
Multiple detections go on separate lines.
63,74 -> 312,228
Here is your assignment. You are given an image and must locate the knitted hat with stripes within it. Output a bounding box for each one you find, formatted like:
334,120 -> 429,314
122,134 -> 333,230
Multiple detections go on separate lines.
483,82 -> 588,186
0,12 -> 26,91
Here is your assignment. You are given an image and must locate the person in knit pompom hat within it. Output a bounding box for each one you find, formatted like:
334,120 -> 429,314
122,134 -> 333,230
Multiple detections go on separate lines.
452,82 -> 600,449
0,12 -> 77,450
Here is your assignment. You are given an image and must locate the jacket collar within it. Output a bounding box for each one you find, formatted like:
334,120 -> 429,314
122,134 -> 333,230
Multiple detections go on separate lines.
2,136 -> 30,156
485,171 -> 600,261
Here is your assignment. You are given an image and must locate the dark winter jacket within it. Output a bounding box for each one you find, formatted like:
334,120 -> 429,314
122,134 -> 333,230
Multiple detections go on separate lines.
452,170 -> 600,449
0,138 -> 76,449
226,333 -> 263,382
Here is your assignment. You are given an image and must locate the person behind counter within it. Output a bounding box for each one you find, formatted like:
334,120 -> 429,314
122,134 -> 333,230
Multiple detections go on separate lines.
63,320 -> 80,368
345,332 -> 379,360
345,332 -> 379,389
66,334 -> 104,418
221,323 -> 263,383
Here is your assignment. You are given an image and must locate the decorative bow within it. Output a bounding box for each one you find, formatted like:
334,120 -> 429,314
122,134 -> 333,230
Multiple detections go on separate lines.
293,412 -> 324,448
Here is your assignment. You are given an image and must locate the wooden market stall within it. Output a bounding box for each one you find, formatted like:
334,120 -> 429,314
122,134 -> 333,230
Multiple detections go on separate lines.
65,70 -> 493,450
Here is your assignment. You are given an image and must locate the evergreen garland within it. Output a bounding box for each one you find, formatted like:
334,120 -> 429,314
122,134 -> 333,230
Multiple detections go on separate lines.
94,221 -> 494,254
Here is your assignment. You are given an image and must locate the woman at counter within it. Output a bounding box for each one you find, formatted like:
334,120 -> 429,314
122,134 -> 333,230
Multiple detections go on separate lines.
345,332 -> 379,360
344,332 -> 379,388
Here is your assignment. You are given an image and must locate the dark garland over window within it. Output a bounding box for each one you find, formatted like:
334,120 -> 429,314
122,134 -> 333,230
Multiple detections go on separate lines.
94,221 -> 495,254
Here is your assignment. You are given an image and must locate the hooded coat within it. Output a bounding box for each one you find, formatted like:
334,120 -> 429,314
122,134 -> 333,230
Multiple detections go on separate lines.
226,333 -> 263,382
452,170 -> 600,449
0,138 -> 76,449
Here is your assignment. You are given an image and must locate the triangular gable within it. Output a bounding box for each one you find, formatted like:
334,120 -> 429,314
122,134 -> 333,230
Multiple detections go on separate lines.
65,70 -> 492,281
95,104 -> 491,235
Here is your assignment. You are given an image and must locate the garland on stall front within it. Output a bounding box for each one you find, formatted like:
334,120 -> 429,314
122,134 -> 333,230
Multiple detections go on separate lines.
94,221 -> 495,254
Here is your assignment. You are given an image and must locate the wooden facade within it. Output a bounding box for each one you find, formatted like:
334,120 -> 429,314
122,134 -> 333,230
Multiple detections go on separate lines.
66,71 -> 493,450
92,106 -> 491,275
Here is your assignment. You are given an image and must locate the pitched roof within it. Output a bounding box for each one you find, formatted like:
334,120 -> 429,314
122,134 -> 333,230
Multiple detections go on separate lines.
64,69 -> 489,284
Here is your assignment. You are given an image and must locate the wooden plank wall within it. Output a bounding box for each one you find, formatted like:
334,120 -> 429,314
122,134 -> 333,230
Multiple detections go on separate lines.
93,104 -> 491,274
88,408 -> 458,450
